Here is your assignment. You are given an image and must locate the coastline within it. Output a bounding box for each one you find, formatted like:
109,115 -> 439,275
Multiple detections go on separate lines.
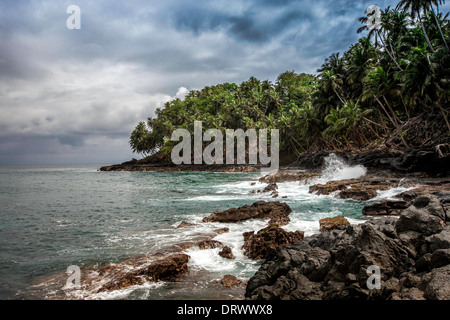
50,148 -> 448,300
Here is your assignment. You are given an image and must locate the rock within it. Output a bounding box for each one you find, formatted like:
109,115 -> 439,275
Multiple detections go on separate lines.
396,195 -> 445,236
202,201 -> 292,227
430,249 -> 450,269
262,183 -> 278,193
396,190 -> 419,202
362,200 -> 410,216
309,183 -> 347,195
319,216 -> 350,232
425,229 -> 450,253
416,253 -> 432,272
242,225 -> 304,260
218,246 -> 234,260
220,275 -> 242,288
213,227 -> 230,235
245,219 -> 415,300
259,172 -> 320,184
176,221 -> 197,228
420,264 -> 450,300
97,253 -> 190,292
197,240 -> 223,250
339,189 -> 378,201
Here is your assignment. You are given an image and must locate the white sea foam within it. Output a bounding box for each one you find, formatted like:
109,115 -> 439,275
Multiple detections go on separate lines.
372,187 -> 415,201
318,153 -> 367,183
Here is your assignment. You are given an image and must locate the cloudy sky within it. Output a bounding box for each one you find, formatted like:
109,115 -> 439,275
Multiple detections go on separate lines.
1,0 -> 444,165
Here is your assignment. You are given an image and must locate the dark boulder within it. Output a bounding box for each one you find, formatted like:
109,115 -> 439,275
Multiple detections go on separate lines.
339,189 -> 378,201
203,201 -> 292,227
395,195 -> 445,236
218,246 -> 234,260
242,225 -> 304,260
362,200 -> 410,216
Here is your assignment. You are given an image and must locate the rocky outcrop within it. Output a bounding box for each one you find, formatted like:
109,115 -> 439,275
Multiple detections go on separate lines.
259,172 -> 320,184
219,246 -> 234,260
96,253 -> 190,292
294,145 -> 450,175
177,221 -> 197,228
319,216 -> 350,232
213,227 -> 230,235
221,275 -> 243,288
242,225 -> 304,260
202,201 -> 292,227
245,194 -> 449,300
308,175 -> 402,200
249,183 -> 279,198
339,189 -> 378,201
197,240 -> 223,250
362,200 -> 410,216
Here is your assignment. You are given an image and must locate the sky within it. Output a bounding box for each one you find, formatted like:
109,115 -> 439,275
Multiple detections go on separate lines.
0,0 -> 447,165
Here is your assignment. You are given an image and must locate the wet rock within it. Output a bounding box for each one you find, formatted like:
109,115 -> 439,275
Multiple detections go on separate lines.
202,201 -> 292,227
246,219 -> 415,300
339,189 -> 378,201
362,200 -> 410,216
213,228 -> 230,235
246,193 -> 450,300
176,221 -> 197,228
242,225 -> 304,260
259,172 -> 320,184
97,253 -> 190,292
262,183 -> 278,193
319,216 -> 350,232
218,246 -> 234,260
309,183 -> 347,195
197,240 -> 223,250
221,275 -> 242,288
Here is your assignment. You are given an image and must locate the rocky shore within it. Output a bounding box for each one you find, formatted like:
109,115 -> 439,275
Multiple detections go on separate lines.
99,144 -> 450,176
79,146 -> 450,300
245,194 -> 450,300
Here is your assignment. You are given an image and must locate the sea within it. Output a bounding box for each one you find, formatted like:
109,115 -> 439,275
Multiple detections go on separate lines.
0,155 -> 412,300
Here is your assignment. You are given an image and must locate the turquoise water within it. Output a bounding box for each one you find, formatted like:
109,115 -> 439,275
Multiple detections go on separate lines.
0,163 -> 399,300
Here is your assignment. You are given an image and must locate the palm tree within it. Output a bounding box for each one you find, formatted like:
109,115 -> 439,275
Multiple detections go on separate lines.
345,38 -> 376,99
396,0 -> 436,52
428,1 -> 450,53
321,70 -> 346,105
358,7 -> 404,70
397,45 -> 450,131
363,66 -> 410,147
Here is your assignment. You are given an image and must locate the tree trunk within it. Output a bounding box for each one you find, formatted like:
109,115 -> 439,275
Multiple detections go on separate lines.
333,88 -> 345,105
377,30 -> 403,70
436,97 -> 450,132
431,4 -> 450,53
383,95 -> 401,125
376,96 -> 396,127
418,12 -> 435,53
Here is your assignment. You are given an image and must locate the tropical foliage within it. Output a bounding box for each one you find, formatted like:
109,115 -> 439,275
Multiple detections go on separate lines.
130,0 -> 450,159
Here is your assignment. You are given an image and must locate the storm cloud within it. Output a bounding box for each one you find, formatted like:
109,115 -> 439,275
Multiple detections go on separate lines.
1,0 -> 441,164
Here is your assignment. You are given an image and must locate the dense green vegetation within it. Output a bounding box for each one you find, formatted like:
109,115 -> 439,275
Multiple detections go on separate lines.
130,1 -> 449,160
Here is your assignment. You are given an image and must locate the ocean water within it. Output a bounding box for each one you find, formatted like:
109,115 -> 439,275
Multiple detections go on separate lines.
0,158 -> 412,300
